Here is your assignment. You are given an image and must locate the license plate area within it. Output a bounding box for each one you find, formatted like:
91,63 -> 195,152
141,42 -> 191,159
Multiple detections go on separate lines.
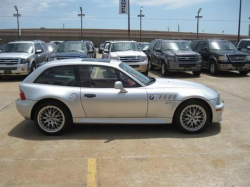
184,67 -> 191,71
4,70 -> 12,74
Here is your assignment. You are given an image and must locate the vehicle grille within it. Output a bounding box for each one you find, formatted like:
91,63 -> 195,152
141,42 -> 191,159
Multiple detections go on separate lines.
177,56 -> 197,62
0,58 -> 19,65
229,56 -> 246,62
0,67 -> 17,70
119,56 -> 140,63
232,63 -> 245,67
179,64 -> 196,67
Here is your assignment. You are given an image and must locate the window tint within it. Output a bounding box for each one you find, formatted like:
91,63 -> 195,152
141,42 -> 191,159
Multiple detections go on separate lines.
35,66 -> 79,87
35,43 -> 43,52
41,43 -> 49,52
239,41 -> 250,48
195,41 -> 205,52
79,65 -> 139,88
149,40 -> 157,50
154,41 -> 161,50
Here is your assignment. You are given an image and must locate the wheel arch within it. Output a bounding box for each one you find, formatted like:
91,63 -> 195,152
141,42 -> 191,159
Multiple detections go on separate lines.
209,56 -> 218,65
173,98 -> 213,123
30,98 -> 73,121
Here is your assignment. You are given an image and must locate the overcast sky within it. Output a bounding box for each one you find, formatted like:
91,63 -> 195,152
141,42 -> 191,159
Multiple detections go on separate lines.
0,0 -> 249,36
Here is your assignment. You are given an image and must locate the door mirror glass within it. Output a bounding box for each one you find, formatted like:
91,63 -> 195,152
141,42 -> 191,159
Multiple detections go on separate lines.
114,81 -> 127,93
36,49 -> 42,54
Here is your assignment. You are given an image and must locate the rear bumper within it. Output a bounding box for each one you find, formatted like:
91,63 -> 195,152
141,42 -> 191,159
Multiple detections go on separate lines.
167,61 -> 201,72
16,99 -> 36,120
0,64 -> 29,75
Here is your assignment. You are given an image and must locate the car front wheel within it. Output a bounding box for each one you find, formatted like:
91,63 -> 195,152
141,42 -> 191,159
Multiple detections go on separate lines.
239,71 -> 249,76
174,100 -> 211,133
34,102 -> 71,135
192,71 -> 201,77
161,61 -> 168,76
209,61 -> 219,75
148,58 -> 155,70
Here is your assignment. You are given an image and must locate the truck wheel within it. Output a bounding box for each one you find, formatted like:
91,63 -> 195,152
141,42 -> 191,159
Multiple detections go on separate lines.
30,63 -> 36,74
161,61 -> 168,76
148,58 -> 155,70
239,71 -> 249,76
192,71 -> 201,77
174,100 -> 211,134
209,61 -> 219,75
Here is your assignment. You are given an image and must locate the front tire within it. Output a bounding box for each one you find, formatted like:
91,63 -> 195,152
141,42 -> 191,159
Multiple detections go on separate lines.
174,100 -> 211,134
34,102 -> 71,135
148,58 -> 155,70
239,71 -> 249,76
30,63 -> 36,74
209,61 -> 219,75
161,61 -> 168,76
192,70 -> 201,77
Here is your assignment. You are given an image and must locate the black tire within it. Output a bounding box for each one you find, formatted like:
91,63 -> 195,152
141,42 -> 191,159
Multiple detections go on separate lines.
161,61 -> 168,76
34,101 -> 72,135
30,63 -> 36,74
143,70 -> 148,76
192,70 -> 201,77
174,100 -> 211,134
148,58 -> 155,70
209,61 -> 219,75
239,71 -> 249,76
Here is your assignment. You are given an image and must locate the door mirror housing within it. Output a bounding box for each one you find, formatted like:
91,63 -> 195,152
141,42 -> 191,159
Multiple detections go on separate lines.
114,81 -> 127,93
88,48 -> 94,53
104,49 -> 109,53
155,48 -> 161,52
35,49 -> 42,54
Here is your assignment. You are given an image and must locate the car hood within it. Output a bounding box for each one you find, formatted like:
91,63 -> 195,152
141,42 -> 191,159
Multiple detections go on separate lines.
214,50 -> 247,56
0,52 -> 32,58
164,50 -> 198,56
110,51 -> 146,57
147,78 -> 206,89
52,52 -> 87,58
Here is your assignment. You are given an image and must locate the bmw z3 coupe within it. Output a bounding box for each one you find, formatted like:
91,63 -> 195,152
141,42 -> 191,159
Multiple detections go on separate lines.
16,59 -> 224,135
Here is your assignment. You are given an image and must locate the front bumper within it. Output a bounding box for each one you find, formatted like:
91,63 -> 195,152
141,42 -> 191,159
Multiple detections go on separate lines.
126,61 -> 148,73
208,99 -> 224,123
167,61 -> 201,72
16,99 -> 37,120
217,63 -> 250,71
0,64 -> 29,76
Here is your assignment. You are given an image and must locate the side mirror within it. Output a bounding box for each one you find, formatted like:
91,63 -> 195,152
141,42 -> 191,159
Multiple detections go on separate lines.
238,47 -> 241,51
88,48 -> 94,53
36,49 -> 42,54
155,48 -> 162,53
247,46 -> 250,51
114,81 -> 127,93
203,47 -> 209,52
104,49 -> 109,53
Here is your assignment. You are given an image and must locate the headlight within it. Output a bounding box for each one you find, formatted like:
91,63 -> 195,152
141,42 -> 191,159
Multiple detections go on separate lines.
246,56 -> 250,61
140,56 -> 147,62
197,55 -> 202,61
20,58 -> 29,64
218,55 -> 228,62
167,56 -> 176,62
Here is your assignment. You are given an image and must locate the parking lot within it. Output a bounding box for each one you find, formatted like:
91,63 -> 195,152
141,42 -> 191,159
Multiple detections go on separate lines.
0,52 -> 250,186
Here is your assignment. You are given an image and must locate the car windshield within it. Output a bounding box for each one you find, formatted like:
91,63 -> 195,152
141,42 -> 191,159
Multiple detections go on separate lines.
111,42 -> 140,52
209,41 -> 236,51
119,63 -> 154,85
3,43 -> 34,53
56,42 -> 86,53
141,44 -> 149,51
162,42 -> 191,51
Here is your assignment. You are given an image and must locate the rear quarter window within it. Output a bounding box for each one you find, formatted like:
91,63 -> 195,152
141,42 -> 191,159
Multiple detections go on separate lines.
34,66 -> 80,87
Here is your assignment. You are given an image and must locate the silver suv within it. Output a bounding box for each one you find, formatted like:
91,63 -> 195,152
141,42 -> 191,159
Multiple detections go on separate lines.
0,40 -> 50,77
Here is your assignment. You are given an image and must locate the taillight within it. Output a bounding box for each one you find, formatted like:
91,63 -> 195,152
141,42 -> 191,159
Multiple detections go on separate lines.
20,90 -> 26,100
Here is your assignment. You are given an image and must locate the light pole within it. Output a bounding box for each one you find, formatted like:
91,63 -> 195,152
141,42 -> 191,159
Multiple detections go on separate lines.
78,7 -> 85,40
128,0 -> 130,40
13,6 -> 21,41
195,8 -> 202,39
237,0 -> 242,42
137,7 -> 145,42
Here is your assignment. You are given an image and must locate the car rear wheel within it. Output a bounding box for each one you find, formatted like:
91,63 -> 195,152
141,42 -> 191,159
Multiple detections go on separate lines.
209,61 -> 219,75
161,61 -> 168,76
192,71 -> 201,77
174,100 -> 211,133
239,71 -> 249,76
34,102 -> 71,135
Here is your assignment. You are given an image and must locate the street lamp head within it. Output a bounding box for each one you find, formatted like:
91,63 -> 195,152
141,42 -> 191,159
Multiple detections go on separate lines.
14,6 -> 18,12
80,7 -> 82,11
198,8 -> 202,13
140,7 -> 143,11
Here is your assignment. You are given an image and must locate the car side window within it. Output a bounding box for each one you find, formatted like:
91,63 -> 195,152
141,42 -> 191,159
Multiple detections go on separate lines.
238,41 -> 248,48
116,71 -> 140,88
35,43 -> 44,52
154,41 -> 161,51
41,43 -> 48,52
195,41 -> 205,52
201,42 -> 209,51
149,40 -> 157,51
35,66 -> 79,87
80,65 -> 119,88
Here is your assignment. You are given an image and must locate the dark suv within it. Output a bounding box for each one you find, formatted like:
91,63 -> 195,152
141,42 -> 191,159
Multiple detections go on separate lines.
147,39 -> 202,76
192,39 -> 250,75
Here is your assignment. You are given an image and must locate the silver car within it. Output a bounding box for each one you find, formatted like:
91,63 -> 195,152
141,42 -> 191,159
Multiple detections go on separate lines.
16,59 -> 224,135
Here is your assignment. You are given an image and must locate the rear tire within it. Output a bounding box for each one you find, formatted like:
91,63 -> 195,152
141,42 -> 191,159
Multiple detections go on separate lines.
174,100 -> 211,134
209,61 -> 219,75
34,102 -> 71,135
192,70 -> 201,77
239,71 -> 249,76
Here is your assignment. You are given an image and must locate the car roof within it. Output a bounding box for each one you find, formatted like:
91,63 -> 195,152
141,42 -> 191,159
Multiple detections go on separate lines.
239,39 -> 250,41
8,41 -> 44,44
111,41 -> 137,44
162,40 -> 191,42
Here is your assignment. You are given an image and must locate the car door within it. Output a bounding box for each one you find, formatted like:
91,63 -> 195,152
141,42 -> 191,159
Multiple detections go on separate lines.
153,41 -> 163,66
79,65 -> 148,118
200,42 -> 210,68
195,41 -> 206,68
35,43 -> 46,63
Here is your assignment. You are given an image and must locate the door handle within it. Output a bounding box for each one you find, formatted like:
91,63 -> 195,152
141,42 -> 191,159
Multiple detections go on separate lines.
84,94 -> 96,98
